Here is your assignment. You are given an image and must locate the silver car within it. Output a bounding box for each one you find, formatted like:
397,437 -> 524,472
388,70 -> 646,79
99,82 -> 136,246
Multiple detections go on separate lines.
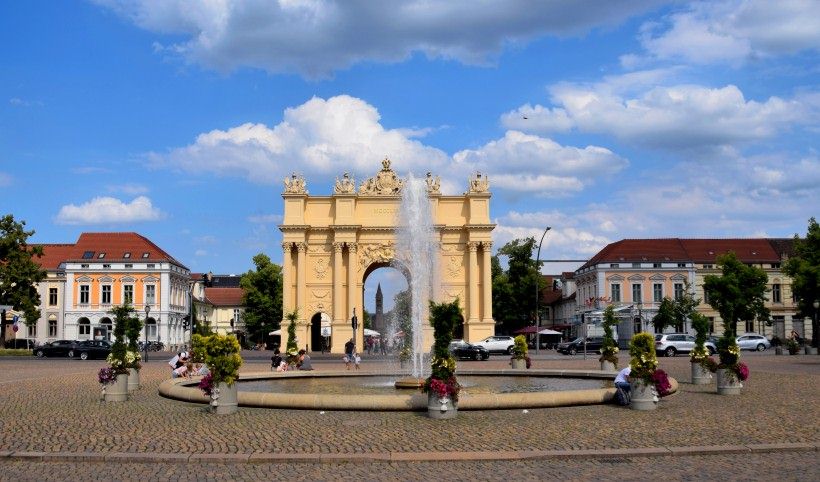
736,333 -> 771,351
655,333 -> 717,357
473,335 -> 515,354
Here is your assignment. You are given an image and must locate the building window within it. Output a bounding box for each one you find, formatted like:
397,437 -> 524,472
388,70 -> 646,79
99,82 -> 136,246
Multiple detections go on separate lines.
610,263 -> 619,268
147,264 -> 155,269
82,251 -> 94,259
653,283 -> 663,303
632,283 -> 642,304
707,317 -> 715,334
78,318 -> 91,339
81,264 -> 89,269
703,264 -> 713,269
745,320 -> 754,333
653,263 -> 661,268
632,263 -> 641,268
49,288 -> 58,306
97,252 -> 106,259
123,285 -> 134,304
233,309 -> 241,327
27,323 -> 36,337
101,285 -> 112,305
142,252 -> 150,258
633,316 -> 642,334
771,263 -> 780,269
48,319 -> 57,337
674,283 -> 684,300
677,263 -> 686,268
146,319 -> 157,340
611,283 -> 621,302
772,284 -> 781,303
123,252 -> 131,258
125,264 -> 133,268
145,285 -> 156,306
79,285 -> 90,305
103,264 -> 111,269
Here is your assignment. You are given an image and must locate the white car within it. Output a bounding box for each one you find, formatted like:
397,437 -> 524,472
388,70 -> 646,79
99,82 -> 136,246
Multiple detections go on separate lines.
473,336 -> 515,354
736,333 -> 771,351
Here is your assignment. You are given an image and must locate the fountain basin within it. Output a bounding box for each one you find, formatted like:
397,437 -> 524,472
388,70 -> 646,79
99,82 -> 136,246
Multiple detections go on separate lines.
159,369 -> 676,411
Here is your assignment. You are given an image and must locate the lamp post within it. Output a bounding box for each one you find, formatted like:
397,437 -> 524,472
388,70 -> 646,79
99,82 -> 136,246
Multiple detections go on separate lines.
351,308 -> 358,351
534,226 -> 551,355
144,305 -> 151,362
813,300 -> 819,349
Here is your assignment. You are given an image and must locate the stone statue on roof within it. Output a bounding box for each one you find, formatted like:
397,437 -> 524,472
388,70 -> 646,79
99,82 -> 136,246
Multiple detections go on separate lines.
284,173 -> 307,194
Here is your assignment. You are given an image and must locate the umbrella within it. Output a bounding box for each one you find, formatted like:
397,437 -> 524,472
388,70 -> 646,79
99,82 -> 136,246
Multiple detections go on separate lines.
538,328 -> 562,335
269,329 -> 282,336
513,326 -> 539,334
363,328 -> 380,337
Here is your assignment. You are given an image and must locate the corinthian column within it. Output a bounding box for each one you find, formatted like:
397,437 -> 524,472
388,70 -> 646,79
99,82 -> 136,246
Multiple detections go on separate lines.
281,243 -> 292,317
333,242 -> 344,324
296,242 -> 307,321
467,242 -> 479,323
482,241 -> 493,322
347,243 -> 358,344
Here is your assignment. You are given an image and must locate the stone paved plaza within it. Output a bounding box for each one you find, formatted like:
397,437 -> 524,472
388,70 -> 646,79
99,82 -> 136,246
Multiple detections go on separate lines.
1,351 -> 817,481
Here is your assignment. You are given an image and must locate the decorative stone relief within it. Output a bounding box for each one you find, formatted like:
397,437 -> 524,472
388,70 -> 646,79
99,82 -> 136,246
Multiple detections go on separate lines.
283,173 -> 307,194
359,158 -> 404,195
359,242 -> 396,271
444,289 -> 464,304
425,171 -> 441,194
334,172 -> 356,194
446,256 -> 463,279
313,258 -> 329,279
467,172 -> 489,193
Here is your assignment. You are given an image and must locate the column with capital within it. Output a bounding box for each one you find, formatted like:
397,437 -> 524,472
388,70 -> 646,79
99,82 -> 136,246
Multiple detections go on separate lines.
281,243 -> 293,318
333,243 -> 344,325
467,242 -> 479,323
482,241 -> 493,323
296,242 -> 307,322
347,243 -> 358,347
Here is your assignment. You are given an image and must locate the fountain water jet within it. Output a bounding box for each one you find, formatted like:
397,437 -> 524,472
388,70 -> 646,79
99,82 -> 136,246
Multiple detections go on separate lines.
393,174 -> 439,387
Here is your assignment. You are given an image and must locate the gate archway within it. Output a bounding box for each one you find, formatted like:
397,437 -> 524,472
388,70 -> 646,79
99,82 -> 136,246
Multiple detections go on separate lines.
279,159 -> 495,353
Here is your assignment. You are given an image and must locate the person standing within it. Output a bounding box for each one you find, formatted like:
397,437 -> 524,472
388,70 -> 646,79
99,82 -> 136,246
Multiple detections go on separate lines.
344,338 -> 355,370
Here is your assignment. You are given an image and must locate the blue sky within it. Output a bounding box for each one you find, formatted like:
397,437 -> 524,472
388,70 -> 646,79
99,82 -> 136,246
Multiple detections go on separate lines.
2,1 -> 818,311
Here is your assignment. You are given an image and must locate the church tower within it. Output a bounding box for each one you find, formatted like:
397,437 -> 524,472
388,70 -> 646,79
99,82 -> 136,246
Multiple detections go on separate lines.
374,283 -> 384,335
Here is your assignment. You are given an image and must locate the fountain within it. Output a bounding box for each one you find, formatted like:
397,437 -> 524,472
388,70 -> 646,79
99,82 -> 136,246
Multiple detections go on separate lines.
393,174 -> 439,388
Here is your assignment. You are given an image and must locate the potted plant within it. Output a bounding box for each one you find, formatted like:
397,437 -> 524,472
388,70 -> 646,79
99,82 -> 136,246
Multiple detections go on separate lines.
111,304 -> 143,392
284,310 -> 300,367
97,367 -> 117,401
423,299 -> 461,419
510,335 -> 530,369
689,313 -> 712,385
599,305 -> 619,371
104,311 -> 130,402
786,336 -> 800,355
193,332 -> 243,414
714,336 -> 748,395
628,332 -> 660,410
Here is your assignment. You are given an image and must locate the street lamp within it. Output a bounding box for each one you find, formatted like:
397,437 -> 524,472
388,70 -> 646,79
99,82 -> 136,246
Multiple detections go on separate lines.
813,300 -> 819,349
534,226 -> 551,355
144,305 -> 151,362
351,308 -> 358,350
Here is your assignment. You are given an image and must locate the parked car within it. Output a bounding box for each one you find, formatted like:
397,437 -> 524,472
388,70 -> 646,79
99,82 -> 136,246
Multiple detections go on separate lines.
655,333 -> 717,357
557,337 -> 605,355
448,340 -> 490,360
34,340 -> 78,358
736,333 -> 771,351
73,340 -> 112,360
4,339 -> 36,350
473,335 -> 515,354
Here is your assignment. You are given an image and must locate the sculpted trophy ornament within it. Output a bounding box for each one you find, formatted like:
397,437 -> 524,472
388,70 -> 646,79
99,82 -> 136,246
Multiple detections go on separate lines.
284,173 -> 307,194
359,157 -> 404,195
334,172 -> 356,194
467,172 -> 489,193
425,171 -> 441,194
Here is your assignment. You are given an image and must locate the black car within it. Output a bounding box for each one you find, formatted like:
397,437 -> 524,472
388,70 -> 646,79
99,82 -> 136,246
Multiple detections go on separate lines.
448,340 -> 490,360
74,340 -> 112,360
557,337 -> 605,355
34,340 -> 77,358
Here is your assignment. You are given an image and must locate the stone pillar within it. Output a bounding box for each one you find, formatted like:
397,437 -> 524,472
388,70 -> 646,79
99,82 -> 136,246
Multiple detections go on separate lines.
347,243 -> 358,346
467,242 -> 479,323
333,242 -> 344,324
296,242 -> 307,321
482,241 -> 493,322
281,243 -> 292,316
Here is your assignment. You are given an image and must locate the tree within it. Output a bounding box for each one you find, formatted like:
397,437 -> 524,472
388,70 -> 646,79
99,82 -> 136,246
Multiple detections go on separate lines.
284,309 -> 299,363
672,285 -> 700,332
703,252 -> 770,363
652,298 -> 677,333
0,215 -> 47,348
783,217 -> 820,348
393,289 -> 413,362
239,253 -> 283,343
492,238 -> 544,333
110,303 -> 142,353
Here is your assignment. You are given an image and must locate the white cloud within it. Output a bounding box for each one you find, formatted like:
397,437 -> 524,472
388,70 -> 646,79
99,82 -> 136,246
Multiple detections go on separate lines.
94,0 -> 662,77
503,77 -> 809,150
55,196 -> 164,225
452,130 -> 628,196
632,1 -> 820,65
150,95 -> 450,185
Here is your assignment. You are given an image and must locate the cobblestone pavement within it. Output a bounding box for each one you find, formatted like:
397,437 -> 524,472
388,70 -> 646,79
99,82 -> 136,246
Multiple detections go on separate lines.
0,351 -> 817,480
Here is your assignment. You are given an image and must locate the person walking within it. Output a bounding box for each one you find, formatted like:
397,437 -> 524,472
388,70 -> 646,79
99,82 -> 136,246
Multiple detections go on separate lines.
344,338 -> 355,370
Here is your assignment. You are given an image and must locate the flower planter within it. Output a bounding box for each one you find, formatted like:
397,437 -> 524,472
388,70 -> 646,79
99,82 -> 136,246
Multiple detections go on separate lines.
788,348 -> 800,355
105,373 -> 129,402
691,362 -> 712,385
600,360 -> 616,372
511,358 -> 527,369
427,392 -> 457,419
716,368 -> 742,395
775,346 -> 783,355
211,381 -> 238,415
807,347 -> 818,355
127,368 -> 140,392
629,380 -> 658,411
804,346 -> 813,355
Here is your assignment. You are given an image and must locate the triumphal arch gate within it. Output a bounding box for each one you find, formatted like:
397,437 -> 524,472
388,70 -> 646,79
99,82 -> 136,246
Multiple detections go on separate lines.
279,159 -> 495,353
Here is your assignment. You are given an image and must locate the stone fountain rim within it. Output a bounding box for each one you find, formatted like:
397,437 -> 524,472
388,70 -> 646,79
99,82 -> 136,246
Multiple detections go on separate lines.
159,369 -> 677,411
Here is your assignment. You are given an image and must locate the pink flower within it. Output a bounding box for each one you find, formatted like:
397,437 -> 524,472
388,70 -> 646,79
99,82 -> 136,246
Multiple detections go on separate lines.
651,369 -> 672,397
735,362 -> 749,382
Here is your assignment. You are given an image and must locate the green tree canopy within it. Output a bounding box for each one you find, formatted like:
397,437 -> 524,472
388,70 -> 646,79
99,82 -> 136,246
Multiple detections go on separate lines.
651,298 -> 677,333
703,252 -> 770,340
492,238 -> 544,333
783,217 -> 820,347
239,253 -> 283,343
0,215 -> 47,347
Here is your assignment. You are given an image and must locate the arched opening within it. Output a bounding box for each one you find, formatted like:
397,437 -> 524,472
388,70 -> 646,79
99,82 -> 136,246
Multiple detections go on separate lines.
99,317 -> 112,341
310,312 -> 331,353
78,317 -> 91,340
146,317 -> 157,341
48,315 -> 57,338
362,264 -> 409,355
453,313 -> 465,340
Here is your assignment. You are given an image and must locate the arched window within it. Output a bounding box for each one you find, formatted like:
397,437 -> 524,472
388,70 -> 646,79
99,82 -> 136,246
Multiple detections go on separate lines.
146,317 -> 157,340
99,317 -> 113,341
78,317 -> 91,340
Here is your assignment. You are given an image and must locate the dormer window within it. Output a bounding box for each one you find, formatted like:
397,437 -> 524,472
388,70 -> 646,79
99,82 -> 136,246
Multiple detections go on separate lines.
123,252 -> 131,259
82,251 -> 94,259
142,252 -> 150,258
97,252 -> 106,259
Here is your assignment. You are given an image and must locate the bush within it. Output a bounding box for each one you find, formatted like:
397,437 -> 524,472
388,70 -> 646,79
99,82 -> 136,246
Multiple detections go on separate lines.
192,333 -> 243,387
512,335 -> 528,360
599,305 -> 619,366
423,299 -> 462,401
629,332 -> 658,384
